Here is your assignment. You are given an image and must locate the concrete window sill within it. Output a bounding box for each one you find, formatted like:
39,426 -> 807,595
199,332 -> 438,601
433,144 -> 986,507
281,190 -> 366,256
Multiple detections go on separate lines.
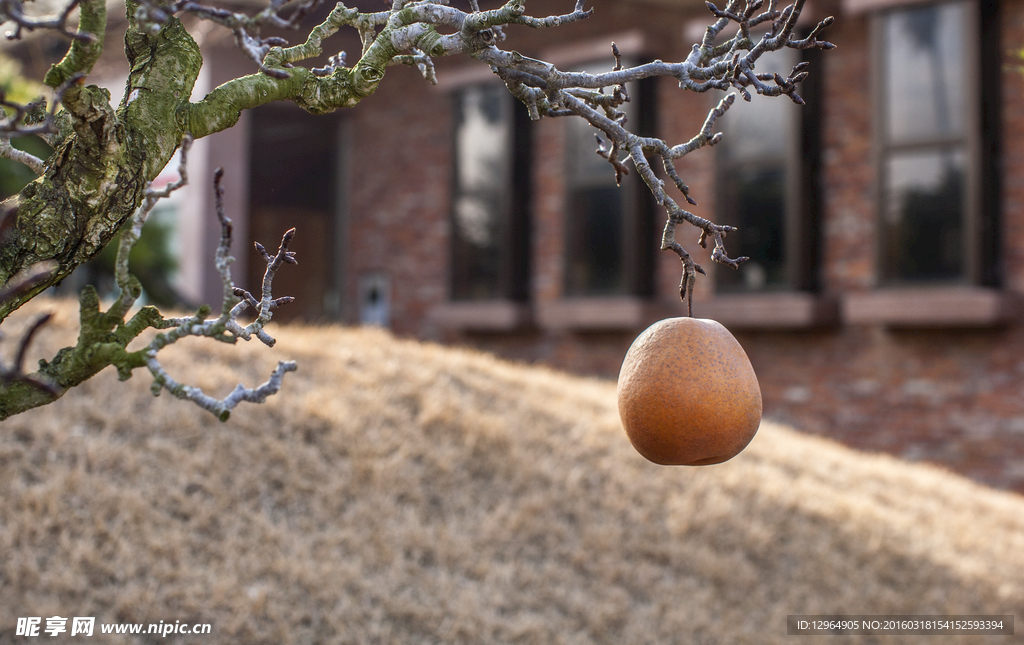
842,287 -> 1019,328
430,301 -> 532,332
537,297 -> 671,332
696,292 -> 840,330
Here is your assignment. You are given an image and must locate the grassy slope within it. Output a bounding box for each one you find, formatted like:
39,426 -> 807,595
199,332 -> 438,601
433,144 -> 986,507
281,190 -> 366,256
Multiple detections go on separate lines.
1,298 -> 1022,645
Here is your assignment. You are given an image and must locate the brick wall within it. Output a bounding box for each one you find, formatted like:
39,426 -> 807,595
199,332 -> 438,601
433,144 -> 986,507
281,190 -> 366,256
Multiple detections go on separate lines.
820,12 -> 875,293
738,326 -> 1024,491
346,62 -> 452,335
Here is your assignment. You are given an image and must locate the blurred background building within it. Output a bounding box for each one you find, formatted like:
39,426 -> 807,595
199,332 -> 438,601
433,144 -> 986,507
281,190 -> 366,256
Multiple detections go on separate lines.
4,0 -> 1024,491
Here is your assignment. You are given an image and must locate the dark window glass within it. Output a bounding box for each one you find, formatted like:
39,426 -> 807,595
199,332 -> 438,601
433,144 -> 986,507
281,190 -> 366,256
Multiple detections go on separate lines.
718,167 -> 787,290
566,185 -> 624,294
880,1 -> 972,283
450,84 -> 530,301
883,149 -> 966,280
251,112 -> 334,209
715,46 -> 801,292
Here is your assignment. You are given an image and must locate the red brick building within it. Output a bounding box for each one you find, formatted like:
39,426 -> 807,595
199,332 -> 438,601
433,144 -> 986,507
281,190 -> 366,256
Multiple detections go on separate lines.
6,0 -> 1024,491
320,0 -> 1024,491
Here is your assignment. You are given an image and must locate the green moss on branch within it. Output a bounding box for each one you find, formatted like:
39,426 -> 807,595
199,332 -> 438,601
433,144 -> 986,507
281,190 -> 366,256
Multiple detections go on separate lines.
0,287 -> 165,419
43,0 -> 107,88
0,10 -> 204,321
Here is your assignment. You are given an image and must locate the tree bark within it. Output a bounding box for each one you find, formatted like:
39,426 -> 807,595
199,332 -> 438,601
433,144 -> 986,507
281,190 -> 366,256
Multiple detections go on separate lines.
0,0 -> 202,321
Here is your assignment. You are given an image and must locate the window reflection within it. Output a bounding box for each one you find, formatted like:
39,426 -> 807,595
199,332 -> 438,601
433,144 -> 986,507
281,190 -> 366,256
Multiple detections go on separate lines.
884,2 -> 966,143
456,86 -> 510,196
564,62 -> 649,297
883,149 -> 965,281
715,46 -> 797,292
880,0 -> 971,283
451,84 -> 512,300
718,167 -> 787,290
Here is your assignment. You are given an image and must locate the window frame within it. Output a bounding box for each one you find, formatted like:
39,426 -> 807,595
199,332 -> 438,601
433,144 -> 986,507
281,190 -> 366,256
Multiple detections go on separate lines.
712,44 -> 798,292
716,41 -> 827,294
448,82 -> 533,303
711,43 -> 824,294
872,0 -> 983,286
698,36 -> 834,329
560,60 -> 657,299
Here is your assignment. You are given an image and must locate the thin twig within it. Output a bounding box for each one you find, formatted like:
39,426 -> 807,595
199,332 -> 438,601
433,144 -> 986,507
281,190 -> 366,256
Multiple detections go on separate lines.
0,312 -> 59,395
0,0 -> 94,41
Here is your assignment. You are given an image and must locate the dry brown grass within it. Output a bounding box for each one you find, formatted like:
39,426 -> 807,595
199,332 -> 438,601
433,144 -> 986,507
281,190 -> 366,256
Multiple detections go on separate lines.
1,297 -> 1022,645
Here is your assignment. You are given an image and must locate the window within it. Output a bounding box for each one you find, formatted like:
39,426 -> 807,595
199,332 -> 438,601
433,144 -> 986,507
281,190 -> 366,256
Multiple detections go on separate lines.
714,45 -> 821,293
878,0 -> 978,283
450,84 -> 531,301
563,63 -> 655,297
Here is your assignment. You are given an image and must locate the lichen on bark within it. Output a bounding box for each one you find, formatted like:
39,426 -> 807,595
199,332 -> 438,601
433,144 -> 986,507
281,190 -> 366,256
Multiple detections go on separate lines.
0,0 -> 204,321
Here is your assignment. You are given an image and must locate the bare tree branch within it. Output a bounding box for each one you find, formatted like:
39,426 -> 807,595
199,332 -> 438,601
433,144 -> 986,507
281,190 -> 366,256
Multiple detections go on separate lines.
141,167 -> 298,419
110,134 -> 195,320
0,72 -> 82,139
0,139 -> 297,421
135,0 -> 324,77
145,355 -> 296,421
470,0 -> 832,313
0,311 -> 58,395
0,138 -> 44,173
0,0 -> 94,41
0,261 -> 60,306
